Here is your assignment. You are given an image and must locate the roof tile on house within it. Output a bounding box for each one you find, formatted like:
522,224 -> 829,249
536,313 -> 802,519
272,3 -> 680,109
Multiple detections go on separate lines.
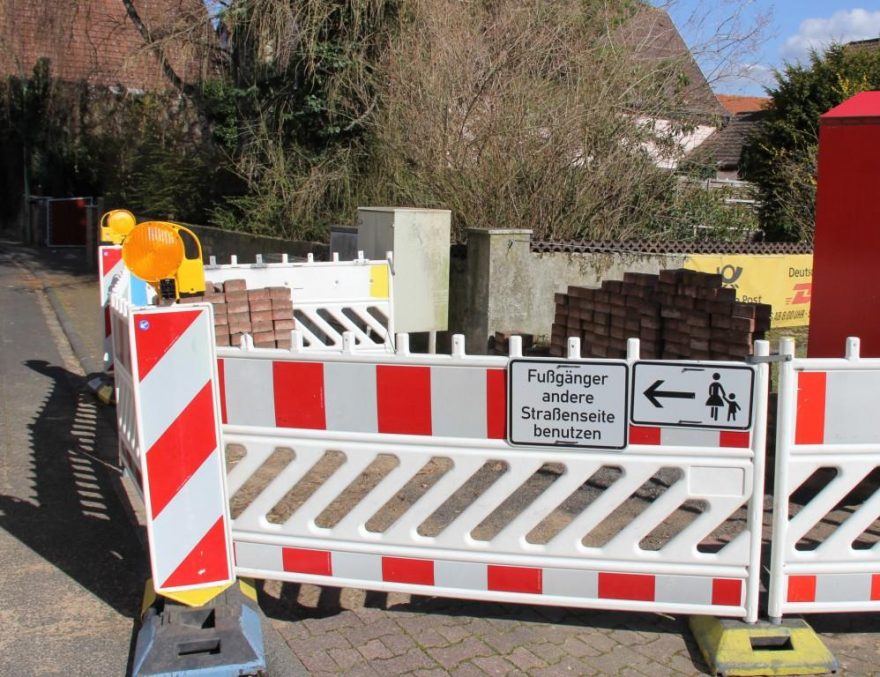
688,110 -> 765,171
717,94 -> 770,114
0,0 -> 212,89
845,37 -> 880,53
619,8 -> 727,119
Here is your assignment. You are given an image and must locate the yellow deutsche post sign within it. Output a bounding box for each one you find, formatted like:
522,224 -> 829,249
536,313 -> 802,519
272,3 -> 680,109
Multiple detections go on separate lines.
684,255 -> 813,328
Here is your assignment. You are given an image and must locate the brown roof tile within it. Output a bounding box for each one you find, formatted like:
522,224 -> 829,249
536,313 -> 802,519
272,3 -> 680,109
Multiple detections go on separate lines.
689,110 -> 766,170
717,94 -> 770,114
618,8 -> 727,119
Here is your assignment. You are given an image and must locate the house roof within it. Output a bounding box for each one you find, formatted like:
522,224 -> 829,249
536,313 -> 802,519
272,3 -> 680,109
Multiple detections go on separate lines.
688,109 -> 765,170
717,94 -> 770,115
845,37 -> 880,54
618,7 -> 727,119
0,0 -> 212,89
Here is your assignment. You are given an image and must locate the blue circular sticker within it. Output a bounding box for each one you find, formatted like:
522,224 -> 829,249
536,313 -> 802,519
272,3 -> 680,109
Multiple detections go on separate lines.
138,320 -> 151,331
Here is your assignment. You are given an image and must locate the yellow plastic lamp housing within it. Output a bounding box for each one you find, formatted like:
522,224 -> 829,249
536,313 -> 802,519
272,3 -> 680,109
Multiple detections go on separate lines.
99,209 -> 136,244
122,221 -> 185,283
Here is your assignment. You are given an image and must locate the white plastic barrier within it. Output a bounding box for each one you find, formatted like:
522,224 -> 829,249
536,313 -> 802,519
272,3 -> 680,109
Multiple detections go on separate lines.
219,334 -> 770,621
99,245 -> 151,369
769,337 -> 880,620
205,252 -> 394,352
109,292 -> 772,616
110,293 -> 142,495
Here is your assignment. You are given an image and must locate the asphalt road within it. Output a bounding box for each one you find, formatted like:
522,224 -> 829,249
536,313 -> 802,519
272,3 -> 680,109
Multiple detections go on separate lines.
0,243 -> 145,676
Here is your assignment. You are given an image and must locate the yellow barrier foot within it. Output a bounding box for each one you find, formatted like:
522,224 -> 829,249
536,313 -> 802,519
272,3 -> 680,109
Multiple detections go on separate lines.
689,616 -> 839,676
87,375 -> 115,405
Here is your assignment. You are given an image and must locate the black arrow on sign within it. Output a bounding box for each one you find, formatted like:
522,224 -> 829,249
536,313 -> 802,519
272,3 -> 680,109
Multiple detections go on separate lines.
644,380 -> 695,408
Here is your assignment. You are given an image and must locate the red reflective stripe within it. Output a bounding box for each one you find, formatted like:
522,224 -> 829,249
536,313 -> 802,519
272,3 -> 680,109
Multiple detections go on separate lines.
145,381 -> 217,518
711,578 -> 743,606
486,369 -> 507,439
787,575 -> 817,603
376,365 -> 432,435
161,516 -> 230,588
629,425 -> 661,445
134,310 -> 201,381
795,372 -> 826,444
217,359 -> 228,424
282,547 -> 332,576
872,575 -> 880,601
273,362 -> 326,429
101,247 -> 122,277
598,572 -> 655,601
719,431 -> 750,448
487,565 -> 542,594
382,557 -> 435,585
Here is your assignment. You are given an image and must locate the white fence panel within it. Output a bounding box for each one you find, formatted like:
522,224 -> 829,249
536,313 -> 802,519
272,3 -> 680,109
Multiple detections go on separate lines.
219,335 -> 770,621
110,294 -> 142,496
769,337 -> 880,620
206,253 -> 394,352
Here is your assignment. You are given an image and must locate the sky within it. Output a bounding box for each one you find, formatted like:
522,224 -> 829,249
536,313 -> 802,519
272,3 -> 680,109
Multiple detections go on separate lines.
655,1 -> 880,96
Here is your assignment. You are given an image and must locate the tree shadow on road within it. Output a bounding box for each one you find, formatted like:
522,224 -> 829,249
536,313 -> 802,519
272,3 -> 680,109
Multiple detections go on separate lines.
0,360 -> 146,618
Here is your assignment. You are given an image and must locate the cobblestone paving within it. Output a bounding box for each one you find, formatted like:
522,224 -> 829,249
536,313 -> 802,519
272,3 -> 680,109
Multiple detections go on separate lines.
261,581 -> 880,675
260,581 -> 712,676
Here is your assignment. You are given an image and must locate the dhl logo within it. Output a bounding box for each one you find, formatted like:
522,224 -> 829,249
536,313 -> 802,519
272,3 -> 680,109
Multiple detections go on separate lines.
786,283 -> 812,305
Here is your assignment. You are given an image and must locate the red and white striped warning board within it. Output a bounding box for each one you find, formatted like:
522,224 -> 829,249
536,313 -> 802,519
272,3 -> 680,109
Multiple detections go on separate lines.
629,425 -> 751,449
794,370 -> 880,445
785,573 -> 880,606
218,357 -> 508,439
217,355 -> 755,449
233,542 -> 746,613
131,305 -> 234,593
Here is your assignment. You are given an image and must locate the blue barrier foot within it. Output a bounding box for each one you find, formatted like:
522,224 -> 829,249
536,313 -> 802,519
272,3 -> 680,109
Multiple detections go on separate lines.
132,583 -> 266,677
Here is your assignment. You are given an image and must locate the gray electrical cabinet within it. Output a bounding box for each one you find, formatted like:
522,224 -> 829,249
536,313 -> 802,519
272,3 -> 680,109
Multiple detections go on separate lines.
357,207 -> 451,333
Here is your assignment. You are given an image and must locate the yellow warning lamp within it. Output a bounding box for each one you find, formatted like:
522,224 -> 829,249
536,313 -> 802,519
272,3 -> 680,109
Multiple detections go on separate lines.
99,209 -> 137,244
122,221 -> 206,300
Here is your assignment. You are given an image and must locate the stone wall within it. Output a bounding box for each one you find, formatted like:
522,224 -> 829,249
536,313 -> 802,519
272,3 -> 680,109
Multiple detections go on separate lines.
184,223 -> 328,264
446,229 -> 687,353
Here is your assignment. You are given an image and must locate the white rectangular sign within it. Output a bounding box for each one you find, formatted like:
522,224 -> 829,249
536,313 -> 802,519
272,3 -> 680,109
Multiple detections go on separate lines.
508,359 -> 629,449
631,362 -> 755,430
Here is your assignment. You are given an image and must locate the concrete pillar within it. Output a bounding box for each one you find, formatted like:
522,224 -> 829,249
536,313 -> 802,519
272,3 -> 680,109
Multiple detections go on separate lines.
456,228 -> 533,353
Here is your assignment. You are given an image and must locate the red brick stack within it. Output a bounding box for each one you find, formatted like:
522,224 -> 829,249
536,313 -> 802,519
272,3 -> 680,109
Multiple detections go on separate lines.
549,269 -> 771,361
179,279 -> 295,348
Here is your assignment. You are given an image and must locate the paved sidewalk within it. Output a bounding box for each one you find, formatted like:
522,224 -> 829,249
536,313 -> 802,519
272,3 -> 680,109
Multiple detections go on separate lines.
16,242 -> 880,676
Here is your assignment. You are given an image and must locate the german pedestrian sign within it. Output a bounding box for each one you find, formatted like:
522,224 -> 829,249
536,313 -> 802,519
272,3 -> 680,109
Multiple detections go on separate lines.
630,362 -> 755,430
508,359 -> 629,449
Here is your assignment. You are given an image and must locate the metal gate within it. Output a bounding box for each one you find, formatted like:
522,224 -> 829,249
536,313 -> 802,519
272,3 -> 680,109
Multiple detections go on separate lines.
769,336 -> 880,620
46,196 -> 95,246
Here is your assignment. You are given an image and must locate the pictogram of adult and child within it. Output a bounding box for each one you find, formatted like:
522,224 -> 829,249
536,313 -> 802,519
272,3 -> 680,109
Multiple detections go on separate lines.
706,373 -> 740,422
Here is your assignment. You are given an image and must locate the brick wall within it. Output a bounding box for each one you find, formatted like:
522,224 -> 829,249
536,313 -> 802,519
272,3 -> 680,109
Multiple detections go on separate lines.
0,0 -> 211,89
